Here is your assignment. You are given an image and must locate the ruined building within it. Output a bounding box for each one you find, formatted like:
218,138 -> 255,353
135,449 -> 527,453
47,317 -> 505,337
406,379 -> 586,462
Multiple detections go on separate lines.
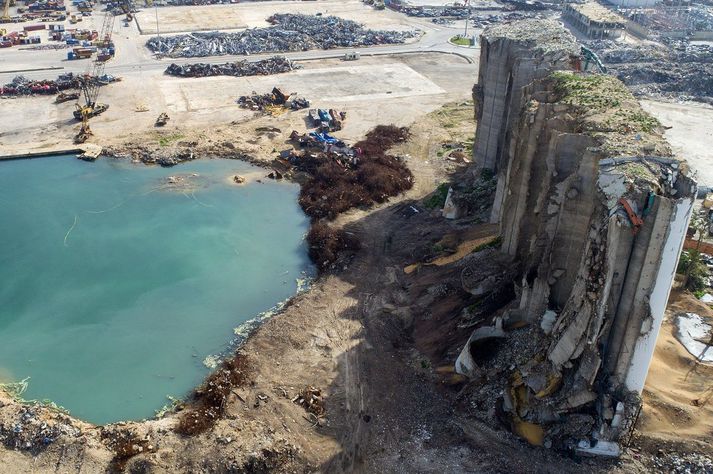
459,19 -> 696,455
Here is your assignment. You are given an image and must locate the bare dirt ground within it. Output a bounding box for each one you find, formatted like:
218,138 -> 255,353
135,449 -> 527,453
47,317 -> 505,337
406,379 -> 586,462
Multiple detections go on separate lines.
638,290 -> 713,450
0,53 -> 474,159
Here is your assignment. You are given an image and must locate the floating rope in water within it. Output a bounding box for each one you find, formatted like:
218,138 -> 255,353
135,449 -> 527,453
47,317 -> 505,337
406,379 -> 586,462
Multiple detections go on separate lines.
64,215 -> 78,247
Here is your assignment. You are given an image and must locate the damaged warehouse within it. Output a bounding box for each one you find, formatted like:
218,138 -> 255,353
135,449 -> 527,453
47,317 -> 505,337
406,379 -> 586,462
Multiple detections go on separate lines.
457,19 -> 697,455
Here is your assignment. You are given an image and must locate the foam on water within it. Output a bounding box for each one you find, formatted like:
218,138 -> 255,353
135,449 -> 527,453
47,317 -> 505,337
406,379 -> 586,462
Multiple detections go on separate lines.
0,155 -> 313,424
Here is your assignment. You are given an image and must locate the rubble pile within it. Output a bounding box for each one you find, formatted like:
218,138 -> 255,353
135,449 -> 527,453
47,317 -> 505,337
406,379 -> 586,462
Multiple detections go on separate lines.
586,40 -> 713,103
165,56 -> 297,78
469,11 -> 545,28
402,6 -> 471,19
145,14 -> 416,58
0,406 -> 80,453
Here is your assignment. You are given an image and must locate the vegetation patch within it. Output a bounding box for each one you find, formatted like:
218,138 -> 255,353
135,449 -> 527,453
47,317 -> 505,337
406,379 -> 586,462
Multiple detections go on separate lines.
450,35 -> 472,46
424,183 -> 450,210
678,249 -> 709,296
157,133 -> 185,147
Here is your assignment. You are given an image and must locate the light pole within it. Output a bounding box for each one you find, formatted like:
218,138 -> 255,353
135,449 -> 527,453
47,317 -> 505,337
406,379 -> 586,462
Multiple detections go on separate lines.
463,0 -> 471,40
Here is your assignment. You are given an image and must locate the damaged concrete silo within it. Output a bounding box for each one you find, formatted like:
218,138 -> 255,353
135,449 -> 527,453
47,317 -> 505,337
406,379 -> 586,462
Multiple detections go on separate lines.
458,19 -> 696,456
470,19 -> 580,224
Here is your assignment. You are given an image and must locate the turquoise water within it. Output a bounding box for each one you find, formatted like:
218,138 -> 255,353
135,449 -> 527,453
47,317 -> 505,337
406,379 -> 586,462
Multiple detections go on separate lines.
0,155 -> 313,424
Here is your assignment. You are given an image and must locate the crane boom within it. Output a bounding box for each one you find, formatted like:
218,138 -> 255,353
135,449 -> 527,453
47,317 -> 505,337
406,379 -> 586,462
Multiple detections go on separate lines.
2,0 -> 12,22
74,0 -> 132,143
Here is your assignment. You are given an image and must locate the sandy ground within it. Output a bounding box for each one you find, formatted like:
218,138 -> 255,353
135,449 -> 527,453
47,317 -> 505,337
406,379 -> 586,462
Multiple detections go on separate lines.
639,290 -> 713,450
641,100 -> 713,189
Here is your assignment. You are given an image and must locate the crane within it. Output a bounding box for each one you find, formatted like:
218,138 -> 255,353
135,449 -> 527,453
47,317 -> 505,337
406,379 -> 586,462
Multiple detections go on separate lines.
2,0 -> 14,22
74,0 -> 132,143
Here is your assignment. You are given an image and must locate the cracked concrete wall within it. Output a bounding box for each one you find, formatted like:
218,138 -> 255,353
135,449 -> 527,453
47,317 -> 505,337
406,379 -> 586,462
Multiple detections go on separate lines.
470,19 -> 579,225
459,19 -> 697,453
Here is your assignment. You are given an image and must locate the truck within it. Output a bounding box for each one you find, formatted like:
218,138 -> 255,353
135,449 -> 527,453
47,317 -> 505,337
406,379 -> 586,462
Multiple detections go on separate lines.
67,46 -> 92,59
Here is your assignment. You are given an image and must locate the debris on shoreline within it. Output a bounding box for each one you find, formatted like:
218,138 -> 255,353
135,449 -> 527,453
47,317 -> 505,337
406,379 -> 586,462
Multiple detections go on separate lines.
0,405 -> 80,453
176,354 -> 250,435
306,223 -> 360,272
145,14 -> 416,58
165,56 -> 298,78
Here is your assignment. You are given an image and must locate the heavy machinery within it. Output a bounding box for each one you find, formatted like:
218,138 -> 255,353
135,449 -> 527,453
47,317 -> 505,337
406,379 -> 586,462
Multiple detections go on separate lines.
73,0 -> 131,143
581,45 -> 607,74
2,0 -> 14,22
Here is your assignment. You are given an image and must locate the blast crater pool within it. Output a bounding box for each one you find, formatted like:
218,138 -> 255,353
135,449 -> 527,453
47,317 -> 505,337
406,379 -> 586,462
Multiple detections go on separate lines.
0,155 -> 314,424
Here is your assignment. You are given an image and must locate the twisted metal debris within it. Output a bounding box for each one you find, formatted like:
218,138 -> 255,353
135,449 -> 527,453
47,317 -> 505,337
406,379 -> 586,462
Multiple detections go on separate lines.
146,14 -> 416,58
165,56 -> 297,78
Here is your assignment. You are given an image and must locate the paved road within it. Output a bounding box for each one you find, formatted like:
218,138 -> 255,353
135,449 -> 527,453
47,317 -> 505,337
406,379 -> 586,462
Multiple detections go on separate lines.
0,13 -> 478,82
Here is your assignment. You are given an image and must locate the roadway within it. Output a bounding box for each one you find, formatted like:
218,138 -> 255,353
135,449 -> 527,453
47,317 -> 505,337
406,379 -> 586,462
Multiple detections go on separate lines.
0,10 -> 479,83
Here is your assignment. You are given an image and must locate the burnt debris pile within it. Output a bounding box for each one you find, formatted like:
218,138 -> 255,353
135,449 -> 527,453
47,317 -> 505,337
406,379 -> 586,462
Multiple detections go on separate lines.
296,125 -> 413,220
146,14 -> 416,58
165,56 -> 297,78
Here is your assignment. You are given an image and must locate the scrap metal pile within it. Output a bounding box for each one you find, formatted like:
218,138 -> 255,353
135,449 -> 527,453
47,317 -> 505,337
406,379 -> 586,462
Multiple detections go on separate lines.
145,14 -> 415,58
586,40 -> 713,104
165,56 -> 297,78
0,73 -> 119,97
0,74 -> 78,97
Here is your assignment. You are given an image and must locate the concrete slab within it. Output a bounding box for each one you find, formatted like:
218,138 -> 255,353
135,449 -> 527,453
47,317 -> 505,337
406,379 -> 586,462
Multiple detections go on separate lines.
134,0 -> 417,35
159,62 -> 445,114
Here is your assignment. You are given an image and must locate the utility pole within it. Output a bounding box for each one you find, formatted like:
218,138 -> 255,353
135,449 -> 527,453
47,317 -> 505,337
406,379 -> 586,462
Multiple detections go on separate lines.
154,1 -> 161,51
463,0 -> 470,40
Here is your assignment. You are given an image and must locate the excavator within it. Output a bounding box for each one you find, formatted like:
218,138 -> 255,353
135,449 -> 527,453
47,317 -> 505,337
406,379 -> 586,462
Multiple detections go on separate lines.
581,45 -> 607,74
74,0 -> 132,143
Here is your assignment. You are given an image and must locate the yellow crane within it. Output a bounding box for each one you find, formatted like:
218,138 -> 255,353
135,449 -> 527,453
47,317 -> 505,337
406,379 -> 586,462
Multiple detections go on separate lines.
73,0 -> 132,143
2,0 -> 14,22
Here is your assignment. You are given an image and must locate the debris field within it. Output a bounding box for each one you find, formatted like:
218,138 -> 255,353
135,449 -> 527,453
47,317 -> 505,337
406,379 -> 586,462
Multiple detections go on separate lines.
586,40 -> 713,104
145,13 -> 416,58
165,56 -> 297,78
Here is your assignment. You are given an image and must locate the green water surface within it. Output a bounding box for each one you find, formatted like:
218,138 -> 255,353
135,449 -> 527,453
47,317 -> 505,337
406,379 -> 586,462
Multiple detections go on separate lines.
0,155 -> 313,424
